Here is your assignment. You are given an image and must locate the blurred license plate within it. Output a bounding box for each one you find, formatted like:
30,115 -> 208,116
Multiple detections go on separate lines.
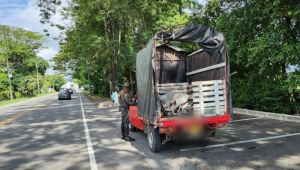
63,94 -> 65,95
188,125 -> 202,133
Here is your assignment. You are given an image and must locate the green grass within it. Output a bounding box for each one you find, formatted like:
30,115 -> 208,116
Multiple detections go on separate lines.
83,90 -> 96,98
0,92 -> 54,106
83,90 -> 104,98
82,91 -> 89,96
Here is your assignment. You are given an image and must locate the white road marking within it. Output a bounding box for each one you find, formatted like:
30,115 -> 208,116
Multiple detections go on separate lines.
180,132 -> 300,152
79,92 -> 98,170
230,117 -> 263,122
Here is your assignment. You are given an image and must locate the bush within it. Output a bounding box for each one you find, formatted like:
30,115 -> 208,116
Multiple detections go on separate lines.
0,92 -> 6,100
1,91 -> 9,100
15,92 -> 22,98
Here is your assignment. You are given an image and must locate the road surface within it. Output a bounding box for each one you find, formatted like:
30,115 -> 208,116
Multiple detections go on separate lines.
1,92 -> 300,170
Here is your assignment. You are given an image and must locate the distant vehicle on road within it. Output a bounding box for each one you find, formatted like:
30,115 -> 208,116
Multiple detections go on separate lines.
58,90 -> 71,100
67,88 -> 73,94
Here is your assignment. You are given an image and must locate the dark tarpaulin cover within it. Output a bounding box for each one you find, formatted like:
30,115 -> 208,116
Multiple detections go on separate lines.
155,23 -> 226,56
136,39 -> 158,121
136,23 -> 233,123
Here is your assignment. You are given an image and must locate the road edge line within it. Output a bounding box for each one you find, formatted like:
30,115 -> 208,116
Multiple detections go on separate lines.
180,132 -> 300,152
79,92 -> 98,170
230,117 -> 263,123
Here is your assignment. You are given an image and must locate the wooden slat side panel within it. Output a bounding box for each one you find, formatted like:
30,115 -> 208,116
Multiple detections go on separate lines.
193,97 -> 226,102
223,80 -> 227,111
192,85 -> 224,92
159,89 -> 192,94
158,82 -> 188,87
199,83 -> 204,116
214,81 -> 220,115
186,62 -> 225,76
193,108 -> 226,116
191,80 -> 223,85
193,102 -> 225,108
159,86 -> 189,90
193,91 -> 224,97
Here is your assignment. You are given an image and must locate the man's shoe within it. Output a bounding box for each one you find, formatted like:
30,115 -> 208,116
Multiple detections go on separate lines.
121,135 -> 126,140
125,136 -> 135,141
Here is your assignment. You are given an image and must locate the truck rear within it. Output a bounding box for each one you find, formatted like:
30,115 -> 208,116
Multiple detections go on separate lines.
130,23 -> 232,152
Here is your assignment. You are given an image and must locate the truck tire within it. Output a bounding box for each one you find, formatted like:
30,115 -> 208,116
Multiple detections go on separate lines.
147,126 -> 162,153
129,122 -> 137,132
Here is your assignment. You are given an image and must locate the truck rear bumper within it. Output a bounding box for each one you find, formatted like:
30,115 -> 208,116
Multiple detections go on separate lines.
158,115 -> 231,134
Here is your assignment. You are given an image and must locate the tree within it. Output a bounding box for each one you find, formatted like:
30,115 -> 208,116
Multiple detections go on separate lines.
18,76 -> 38,97
0,25 -> 48,99
201,0 -> 300,114
0,69 -> 10,92
52,73 -> 67,91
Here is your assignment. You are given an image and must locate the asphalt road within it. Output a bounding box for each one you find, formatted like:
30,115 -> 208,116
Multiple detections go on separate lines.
1,91 -> 300,170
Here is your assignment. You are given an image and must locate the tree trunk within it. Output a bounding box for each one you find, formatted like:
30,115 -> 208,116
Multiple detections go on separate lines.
36,62 -> 40,95
110,21 -> 118,94
52,74 -> 54,92
7,58 -> 13,100
291,89 -> 300,115
86,59 -> 92,97
129,68 -> 135,96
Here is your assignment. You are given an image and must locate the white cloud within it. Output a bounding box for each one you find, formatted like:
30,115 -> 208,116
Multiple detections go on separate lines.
197,0 -> 207,6
38,47 -> 57,60
0,0 -> 69,75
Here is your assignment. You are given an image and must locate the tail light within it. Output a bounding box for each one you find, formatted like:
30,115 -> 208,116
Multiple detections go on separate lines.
67,93 -> 69,95
59,93 -> 61,95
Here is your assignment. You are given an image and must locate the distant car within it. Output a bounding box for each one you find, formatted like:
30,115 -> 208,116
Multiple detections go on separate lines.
58,90 -> 71,100
66,88 -> 73,94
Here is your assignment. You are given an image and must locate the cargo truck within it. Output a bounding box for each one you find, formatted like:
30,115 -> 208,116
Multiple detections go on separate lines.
129,23 -> 232,152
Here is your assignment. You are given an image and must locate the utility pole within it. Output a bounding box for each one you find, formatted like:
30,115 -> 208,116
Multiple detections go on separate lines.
6,58 -> 13,100
36,62 -> 40,95
52,73 -> 55,92
86,59 -> 92,97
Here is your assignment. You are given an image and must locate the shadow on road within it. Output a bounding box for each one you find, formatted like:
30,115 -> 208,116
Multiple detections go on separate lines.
0,93 -> 300,170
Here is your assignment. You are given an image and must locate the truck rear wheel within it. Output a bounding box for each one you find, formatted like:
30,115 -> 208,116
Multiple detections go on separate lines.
147,126 -> 162,153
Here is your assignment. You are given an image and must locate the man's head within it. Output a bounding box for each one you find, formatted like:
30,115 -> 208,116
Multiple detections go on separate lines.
122,82 -> 130,92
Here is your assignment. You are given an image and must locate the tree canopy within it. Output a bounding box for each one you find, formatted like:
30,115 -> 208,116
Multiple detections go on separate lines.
0,25 -> 66,98
201,0 -> 300,114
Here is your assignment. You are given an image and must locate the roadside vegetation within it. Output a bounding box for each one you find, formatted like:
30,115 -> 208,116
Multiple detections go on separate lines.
0,92 -> 52,106
0,25 -> 67,102
33,0 -> 300,115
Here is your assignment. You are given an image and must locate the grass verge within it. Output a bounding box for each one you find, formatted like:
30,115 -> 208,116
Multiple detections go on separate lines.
0,92 -> 54,106
82,90 -> 99,98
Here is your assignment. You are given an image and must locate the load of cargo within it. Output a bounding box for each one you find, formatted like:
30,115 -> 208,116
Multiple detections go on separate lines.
158,79 -> 226,117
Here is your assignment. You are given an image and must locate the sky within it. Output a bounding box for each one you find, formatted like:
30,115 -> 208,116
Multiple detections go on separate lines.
0,0 -> 68,75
